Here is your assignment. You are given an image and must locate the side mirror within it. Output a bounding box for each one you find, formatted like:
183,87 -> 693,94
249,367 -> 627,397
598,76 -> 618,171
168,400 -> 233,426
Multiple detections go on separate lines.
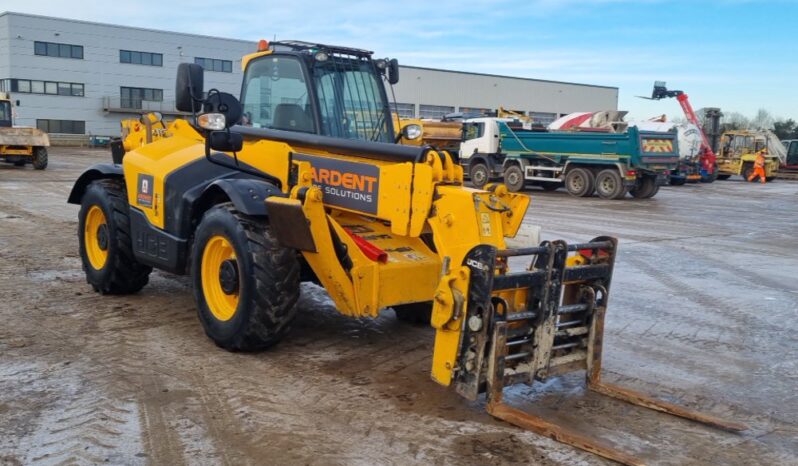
175,63 -> 204,112
388,59 -> 399,85
208,131 -> 243,152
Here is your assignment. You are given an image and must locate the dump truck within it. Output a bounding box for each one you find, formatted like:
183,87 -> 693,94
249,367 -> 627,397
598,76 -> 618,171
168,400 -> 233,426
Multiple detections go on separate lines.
67,39 -> 744,465
0,93 -> 49,169
716,130 -> 781,181
461,117 -> 679,199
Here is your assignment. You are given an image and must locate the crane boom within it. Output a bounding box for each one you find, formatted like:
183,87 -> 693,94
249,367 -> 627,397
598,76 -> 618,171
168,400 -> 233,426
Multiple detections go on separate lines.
647,81 -> 717,174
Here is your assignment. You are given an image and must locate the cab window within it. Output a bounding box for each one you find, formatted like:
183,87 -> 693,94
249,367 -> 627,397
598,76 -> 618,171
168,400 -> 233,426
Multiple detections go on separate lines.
240,56 -> 315,133
463,122 -> 484,140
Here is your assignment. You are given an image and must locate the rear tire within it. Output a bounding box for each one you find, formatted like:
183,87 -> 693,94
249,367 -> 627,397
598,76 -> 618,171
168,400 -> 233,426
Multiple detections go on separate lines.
503,165 -> 525,192
32,147 -> 48,170
78,179 -> 152,294
564,167 -> 595,197
630,176 -> 657,199
394,302 -> 432,325
595,169 -> 627,199
192,204 -> 300,351
469,163 -> 490,189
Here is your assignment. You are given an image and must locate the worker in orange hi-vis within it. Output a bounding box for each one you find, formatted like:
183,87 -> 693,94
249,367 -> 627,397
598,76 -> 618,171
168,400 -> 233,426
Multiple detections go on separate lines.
747,148 -> 768,184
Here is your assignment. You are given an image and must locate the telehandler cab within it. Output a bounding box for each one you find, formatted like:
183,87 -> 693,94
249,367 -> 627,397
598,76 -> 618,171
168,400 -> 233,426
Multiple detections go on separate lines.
68,40 -> 744,464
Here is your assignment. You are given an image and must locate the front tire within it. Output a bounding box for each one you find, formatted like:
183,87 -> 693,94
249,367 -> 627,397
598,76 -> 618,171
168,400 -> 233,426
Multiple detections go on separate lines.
78,179 -> 152,294
32,147 -> 48,170
192,204 -> 300,351
742,164 -> 754,181
503,165 -> 525,192
564,167 -> 595,197
595,169 -> 627,199
469,163 -> 490,189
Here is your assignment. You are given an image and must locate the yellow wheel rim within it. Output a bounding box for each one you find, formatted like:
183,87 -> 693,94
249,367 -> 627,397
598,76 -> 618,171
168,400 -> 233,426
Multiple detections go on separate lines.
201,235 -> 240,321
84,205 -> 109,270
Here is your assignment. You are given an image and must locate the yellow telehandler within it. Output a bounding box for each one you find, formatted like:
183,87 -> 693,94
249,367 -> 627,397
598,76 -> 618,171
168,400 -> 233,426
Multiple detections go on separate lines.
68,40 -> 744,465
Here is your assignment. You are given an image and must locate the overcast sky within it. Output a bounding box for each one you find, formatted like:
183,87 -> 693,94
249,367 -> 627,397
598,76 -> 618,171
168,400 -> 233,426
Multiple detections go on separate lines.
4,0 -> 796,121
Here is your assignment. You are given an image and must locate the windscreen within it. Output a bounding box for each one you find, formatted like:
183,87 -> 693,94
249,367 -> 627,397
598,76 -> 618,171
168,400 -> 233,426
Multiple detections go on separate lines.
240,56 -> 315,133
313,56 -> 392,143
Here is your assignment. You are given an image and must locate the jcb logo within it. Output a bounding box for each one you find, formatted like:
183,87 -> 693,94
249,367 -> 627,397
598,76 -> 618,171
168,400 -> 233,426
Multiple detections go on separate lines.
137,174 -> 154,208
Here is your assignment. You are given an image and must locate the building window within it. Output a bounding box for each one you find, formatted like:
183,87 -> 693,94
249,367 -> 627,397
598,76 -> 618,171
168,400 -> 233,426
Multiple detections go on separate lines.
36,119 -> 85,134
529,112 -> 557,126
4,78 -> 84,97
391,102 -> 415,119
195,57 -> 233,73
419,104 -> 454,120
120,50 -> 163,66
120,86 -> 163,109
34,41 -> 83,59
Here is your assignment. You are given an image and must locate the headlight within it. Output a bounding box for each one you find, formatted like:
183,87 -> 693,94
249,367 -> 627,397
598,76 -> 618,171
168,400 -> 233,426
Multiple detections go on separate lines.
314,51 -> 329,62
403,124 -> 422,140
198,113 -> 226,130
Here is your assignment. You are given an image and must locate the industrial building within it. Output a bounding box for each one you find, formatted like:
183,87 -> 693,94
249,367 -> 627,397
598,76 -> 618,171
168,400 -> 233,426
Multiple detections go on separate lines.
0,12 -> 618,136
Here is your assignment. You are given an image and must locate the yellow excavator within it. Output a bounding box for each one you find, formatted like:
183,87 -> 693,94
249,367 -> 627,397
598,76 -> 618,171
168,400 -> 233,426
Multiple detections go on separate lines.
70,40 -> 745,465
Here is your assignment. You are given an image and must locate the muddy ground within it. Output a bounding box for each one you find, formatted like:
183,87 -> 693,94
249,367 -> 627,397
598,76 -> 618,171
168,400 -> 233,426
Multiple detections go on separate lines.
1,147 -> 796,465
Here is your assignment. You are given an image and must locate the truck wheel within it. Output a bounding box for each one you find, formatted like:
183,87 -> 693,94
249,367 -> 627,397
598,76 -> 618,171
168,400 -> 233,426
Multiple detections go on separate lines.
717,174 -> 731,180
741,164 -> 754,181
564,168 -> 594,197
503,165 -> 525,192
32,147 -> 48,170
700,164 -> 718,183
394,302 -> 432,325
595,169 -> 627,200
78,179 -> 152,294
469,163 -> 490,189
630,176 -> 656,199
192,203 -> 300,351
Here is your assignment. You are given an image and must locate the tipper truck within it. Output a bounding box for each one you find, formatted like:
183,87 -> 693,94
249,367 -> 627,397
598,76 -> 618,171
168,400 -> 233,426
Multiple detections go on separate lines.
462,117 -> 679,199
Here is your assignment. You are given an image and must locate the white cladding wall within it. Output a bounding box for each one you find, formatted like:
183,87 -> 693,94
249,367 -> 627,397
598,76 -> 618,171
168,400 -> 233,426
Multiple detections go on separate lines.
0,12 -> 254,134
392,66 -> 618,118
0,12 -> 618,136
